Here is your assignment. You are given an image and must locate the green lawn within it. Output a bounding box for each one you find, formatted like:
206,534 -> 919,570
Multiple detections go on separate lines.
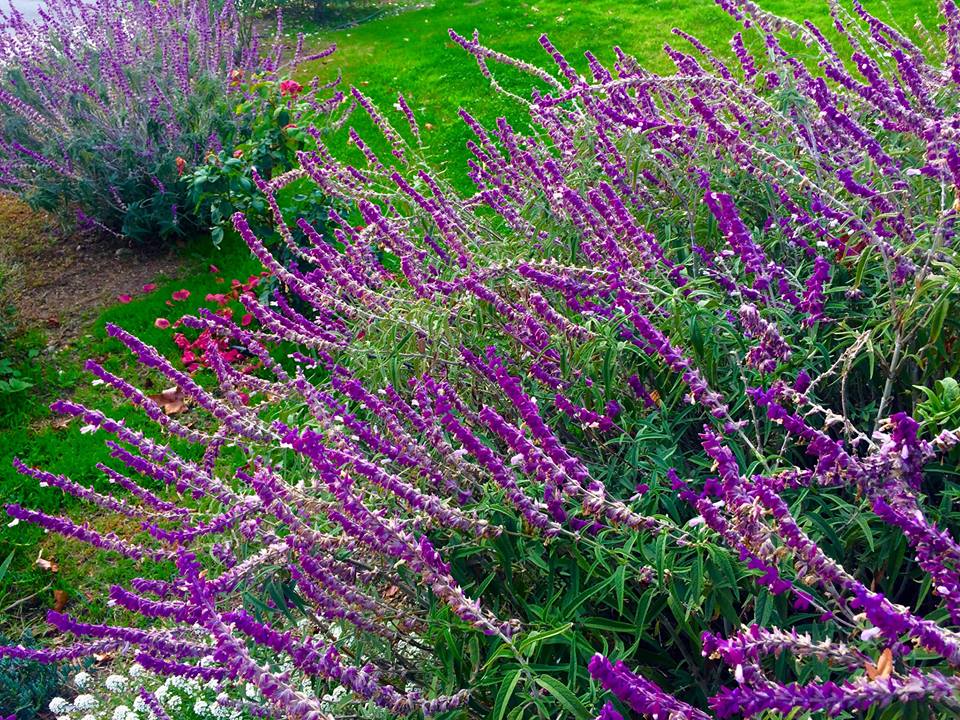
295,0 -> 938,188
0,234 -> 262,634
0,0 -> 942,633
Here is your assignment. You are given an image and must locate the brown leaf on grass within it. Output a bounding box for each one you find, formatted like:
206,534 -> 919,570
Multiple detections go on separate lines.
35,551 -> 58,573
50,416 -> 72,430
52,589 -> 68,612
865,648 -> 893,680
148,386 -> 188,415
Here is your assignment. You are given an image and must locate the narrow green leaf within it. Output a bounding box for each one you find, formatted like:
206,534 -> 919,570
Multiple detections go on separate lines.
534,676 -> 590,720
518,622 -> 573,655
0,550 -> 13,585
492,669 -> 522,720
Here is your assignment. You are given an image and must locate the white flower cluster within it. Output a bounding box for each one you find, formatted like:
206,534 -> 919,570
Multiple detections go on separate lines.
104,675 -> 127,693
111,705 -> 137,720
45,648 -> 360,720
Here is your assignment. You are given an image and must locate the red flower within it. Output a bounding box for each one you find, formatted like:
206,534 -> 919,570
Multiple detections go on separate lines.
172,289 -> 190,301
241,313 -> 253,327
279,79 -> 303,97
154,318 -> 171,329
142,283 -> 157,293
175,157 -> 186,177
209,264 -> 220,274
229,69 -> 244,87
117,294 -> 132,304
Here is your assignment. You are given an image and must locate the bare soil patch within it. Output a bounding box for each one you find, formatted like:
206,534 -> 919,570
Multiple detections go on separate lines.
0,194 -> 184,346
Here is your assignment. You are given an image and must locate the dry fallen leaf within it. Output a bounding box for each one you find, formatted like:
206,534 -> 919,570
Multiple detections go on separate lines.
148,386 -> 188,415
865,648 -> 893,680
36,550 -> 58,573
52,589 -> 69,612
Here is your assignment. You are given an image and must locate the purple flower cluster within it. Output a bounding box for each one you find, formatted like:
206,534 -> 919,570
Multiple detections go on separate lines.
5,0 -> 960,718
0,0 -> 338,242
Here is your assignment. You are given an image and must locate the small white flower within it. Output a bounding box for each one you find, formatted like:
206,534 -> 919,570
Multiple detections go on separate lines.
73,694 -> 98,712
73,671 -> 92,689
245,683 -> 258,699
113,705 -> 131,720
105,674 -> 128,692
49,697 -> 71,715
81,715 -> 97,720
861,626 -> 883,641
166,695 -> 182,711
128,662 -> 144,678
193,699 -> 210,715
133,696 -> 148,714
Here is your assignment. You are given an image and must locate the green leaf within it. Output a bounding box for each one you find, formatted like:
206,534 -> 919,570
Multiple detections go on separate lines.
534,676 -> 591,720
517,622 -> 573,655
0,550 -> 13,585
854,515 -> 875,553
929,297 -> 949,344
582,616 -> 636,633
614,565 -> 626,615
492,669 -> 522,720
687,553 -> 703,618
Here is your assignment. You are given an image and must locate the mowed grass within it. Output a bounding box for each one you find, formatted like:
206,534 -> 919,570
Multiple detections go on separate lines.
295,0 -> 939,188
0,234 -> 261,633
0,0 -> 941,633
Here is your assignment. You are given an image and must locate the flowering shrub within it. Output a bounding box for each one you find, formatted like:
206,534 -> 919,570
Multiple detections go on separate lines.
185,69 -> 343,249
0,1 -> 334,246
5,1 -> 960,719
